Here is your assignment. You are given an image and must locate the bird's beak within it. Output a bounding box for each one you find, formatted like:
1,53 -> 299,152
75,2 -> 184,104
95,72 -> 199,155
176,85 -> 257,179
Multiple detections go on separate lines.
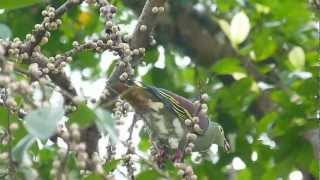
223,137 -> 231,153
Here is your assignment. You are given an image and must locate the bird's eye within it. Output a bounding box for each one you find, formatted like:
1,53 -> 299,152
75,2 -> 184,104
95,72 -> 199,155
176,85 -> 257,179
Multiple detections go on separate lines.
219,127 -> 224,133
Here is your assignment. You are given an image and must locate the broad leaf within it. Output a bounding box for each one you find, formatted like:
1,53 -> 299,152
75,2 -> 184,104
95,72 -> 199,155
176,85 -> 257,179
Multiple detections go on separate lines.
104,159 -> 121,172
230,11 -> 250,45
144,47 -> 159,64
24,106 -> 64,140
0,23 -> 11,39
0,0 -> 42,10
288,46 -> 305,71
69,104 -> 95,127
94,108 -> 118,143
251,30 -> 277,61
138,136 -> 151,152
217,19 -> 231,39
211,58 -> 245,75
136,170 -> 161,180
12,134 -> 35,164
83,174 -> 101,180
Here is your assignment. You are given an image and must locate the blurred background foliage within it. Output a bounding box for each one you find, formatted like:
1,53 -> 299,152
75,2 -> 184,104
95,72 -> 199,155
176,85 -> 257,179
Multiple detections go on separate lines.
0,0 -> 319,179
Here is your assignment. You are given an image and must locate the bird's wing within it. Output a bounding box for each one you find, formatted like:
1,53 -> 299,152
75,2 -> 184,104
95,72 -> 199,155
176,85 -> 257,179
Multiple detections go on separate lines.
142,84 -> 193,122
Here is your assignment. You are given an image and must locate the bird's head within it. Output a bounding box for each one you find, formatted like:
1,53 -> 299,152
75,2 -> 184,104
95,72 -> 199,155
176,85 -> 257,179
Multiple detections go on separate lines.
211,122 -> 231,153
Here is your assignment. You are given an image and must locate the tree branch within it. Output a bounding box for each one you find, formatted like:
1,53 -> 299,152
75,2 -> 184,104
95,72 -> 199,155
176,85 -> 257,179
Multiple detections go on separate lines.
81,0 -> 167,160
23,0 -> 84,56
107,0 -> 166,85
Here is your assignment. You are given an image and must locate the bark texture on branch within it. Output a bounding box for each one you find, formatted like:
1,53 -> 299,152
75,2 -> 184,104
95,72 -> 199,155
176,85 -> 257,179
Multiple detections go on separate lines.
121,0 -> 320,163
81,0 -> 167,157
22,0 -> 81,103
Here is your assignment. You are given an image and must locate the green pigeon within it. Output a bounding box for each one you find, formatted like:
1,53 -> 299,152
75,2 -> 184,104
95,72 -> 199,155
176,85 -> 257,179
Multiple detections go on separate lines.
111,81 -> 230,161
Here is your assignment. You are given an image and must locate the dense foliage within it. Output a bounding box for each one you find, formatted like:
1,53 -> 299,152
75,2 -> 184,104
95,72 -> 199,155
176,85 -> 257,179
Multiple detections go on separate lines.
0,0 -> 318,179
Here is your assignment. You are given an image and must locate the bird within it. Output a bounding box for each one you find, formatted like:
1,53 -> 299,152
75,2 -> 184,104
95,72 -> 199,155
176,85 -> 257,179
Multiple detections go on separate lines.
110,81 -> 230,162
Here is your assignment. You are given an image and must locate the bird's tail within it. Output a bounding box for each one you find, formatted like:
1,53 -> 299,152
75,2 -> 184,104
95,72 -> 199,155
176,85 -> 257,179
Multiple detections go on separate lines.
224,136 -> 231,153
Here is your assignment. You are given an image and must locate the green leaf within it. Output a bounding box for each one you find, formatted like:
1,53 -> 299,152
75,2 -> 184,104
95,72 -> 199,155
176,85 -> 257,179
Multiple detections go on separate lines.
94,108 -> 117,143
12,134 -> 35,164
138,136 -> 151,152
144,47 -> 159,64
230,11 -> 250,45
0,106 -> 28,150
83,174 -> 102,180
0,23 -> 11,39
106,60 -> 118,77
66,153 -> 80,175
217,19 -> 230,39
256,112 -> 277,134
36,148 -> 55,178
288,46 -> 305,71
73,51 -> 99,71
193,161 -> 225,180
0,0 -> 42,10
104,159 -> 121,172
1,8 -> 38,39
68,170 -> 81,180
211,58 -> 245,75
236,169 -> 252,180
263,0 -> 311,33
215,0 -> 236,12
0,106 -> 9,128
24,106 -> 64,140
136,170 -> 161,180
251,30 -> 277,61
163,161 -> 179,178
20,166 -> 40,179
261,168 -> 277,180
69,104 -> 95,127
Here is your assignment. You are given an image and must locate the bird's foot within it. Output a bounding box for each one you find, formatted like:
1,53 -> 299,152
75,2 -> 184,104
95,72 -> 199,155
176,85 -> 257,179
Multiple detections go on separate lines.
151,146 -> 167,167
172,149 -> 183,162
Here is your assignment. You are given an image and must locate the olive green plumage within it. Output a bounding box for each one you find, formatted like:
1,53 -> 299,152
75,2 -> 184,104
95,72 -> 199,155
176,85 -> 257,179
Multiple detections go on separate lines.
112,81 -> 230,153
193,121 -> 230,152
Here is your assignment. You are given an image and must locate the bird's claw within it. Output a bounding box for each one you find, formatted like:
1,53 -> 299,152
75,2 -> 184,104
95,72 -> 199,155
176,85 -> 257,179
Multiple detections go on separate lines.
172,149 -> 183,162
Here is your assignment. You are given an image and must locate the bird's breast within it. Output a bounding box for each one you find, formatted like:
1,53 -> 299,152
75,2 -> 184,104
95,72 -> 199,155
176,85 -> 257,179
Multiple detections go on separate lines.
142,107 -> 187,149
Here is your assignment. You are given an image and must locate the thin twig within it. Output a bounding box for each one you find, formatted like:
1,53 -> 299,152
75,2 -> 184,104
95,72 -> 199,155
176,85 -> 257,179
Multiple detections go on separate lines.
127,113 -> 139,141
134,154 -> 169,178
23,0 -> 84,55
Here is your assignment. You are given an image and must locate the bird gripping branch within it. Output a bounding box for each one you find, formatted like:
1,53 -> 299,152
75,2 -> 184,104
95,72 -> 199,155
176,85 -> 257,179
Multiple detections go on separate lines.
111,81 -> 230,161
